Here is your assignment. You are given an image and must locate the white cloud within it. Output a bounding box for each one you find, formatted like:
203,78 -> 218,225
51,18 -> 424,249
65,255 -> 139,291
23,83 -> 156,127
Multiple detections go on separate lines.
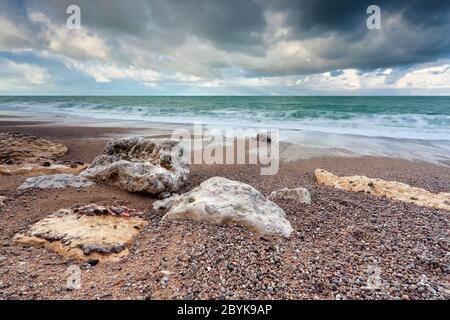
0,15 -> 33,50
183,62 -> 450,93
28,11 -> 109,60
396,65 -> 450,89
0,5 -> 448,94
66,60 -> 162,83
0,58 -> 51,91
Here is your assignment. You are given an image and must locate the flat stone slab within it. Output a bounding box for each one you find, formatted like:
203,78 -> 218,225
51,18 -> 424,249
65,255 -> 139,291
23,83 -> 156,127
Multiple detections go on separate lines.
315,168 -> 450,211
0,132 -> 67,165
0,132 -> 87,177
0,163 -> 88,177
14,205 -> 147,262
17,173 -> 95,191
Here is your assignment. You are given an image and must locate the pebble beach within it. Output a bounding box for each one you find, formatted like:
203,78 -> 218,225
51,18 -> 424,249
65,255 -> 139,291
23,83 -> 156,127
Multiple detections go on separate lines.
0,119 -> 448,300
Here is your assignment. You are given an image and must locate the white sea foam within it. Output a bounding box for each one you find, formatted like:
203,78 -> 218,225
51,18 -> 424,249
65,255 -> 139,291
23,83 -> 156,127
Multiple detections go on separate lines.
2,100 -> 449,140
1,98 -> 449,165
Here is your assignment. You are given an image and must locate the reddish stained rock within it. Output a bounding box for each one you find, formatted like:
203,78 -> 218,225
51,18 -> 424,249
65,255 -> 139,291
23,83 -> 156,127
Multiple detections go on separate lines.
13,205 -> 147,263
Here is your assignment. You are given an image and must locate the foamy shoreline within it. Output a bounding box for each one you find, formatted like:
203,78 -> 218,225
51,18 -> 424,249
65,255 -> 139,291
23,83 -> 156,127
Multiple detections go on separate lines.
1,108 -> 449,166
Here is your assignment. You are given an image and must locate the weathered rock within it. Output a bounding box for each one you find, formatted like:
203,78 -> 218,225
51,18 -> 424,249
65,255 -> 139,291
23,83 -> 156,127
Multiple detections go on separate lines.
17,173 -> 95,191
162,177 -> 293,237
0,196 -> 7,208
268,187 -> 311,204
315,168 -> 450,211
0,132 -> 68,165
0,132 -> 88,177
13,206 -> 147,262
81,137 -> 189,194
158,192 -> 172,199
153,194 -> 180,210
72,203 -> 137,217
0,163 -> 88,176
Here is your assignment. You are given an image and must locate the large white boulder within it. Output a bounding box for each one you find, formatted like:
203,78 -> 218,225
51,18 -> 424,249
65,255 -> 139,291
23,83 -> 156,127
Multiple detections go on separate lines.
81,137 -> 189,194
162,177 -> 293,237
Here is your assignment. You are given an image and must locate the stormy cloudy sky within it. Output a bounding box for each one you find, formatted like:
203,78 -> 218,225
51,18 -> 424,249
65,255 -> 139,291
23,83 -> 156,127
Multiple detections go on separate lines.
0,0 -> 449,95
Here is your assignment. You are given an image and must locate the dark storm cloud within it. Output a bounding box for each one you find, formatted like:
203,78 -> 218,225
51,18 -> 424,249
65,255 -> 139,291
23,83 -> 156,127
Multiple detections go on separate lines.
27,0 -> 153,34
266,0 -> 370,39
26,0 -> 266,52
4,0 -> 450,76
265,0 -> 450,38
255,0 -> 450,74
147,0 -> 266,51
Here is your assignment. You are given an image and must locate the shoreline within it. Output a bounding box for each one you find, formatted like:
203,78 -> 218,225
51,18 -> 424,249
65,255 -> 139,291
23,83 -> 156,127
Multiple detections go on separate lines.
1,109 -> 450,166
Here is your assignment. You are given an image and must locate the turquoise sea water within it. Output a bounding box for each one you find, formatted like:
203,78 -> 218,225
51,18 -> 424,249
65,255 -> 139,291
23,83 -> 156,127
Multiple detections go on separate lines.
0,96 -> 449,140
1,96 -> 449,163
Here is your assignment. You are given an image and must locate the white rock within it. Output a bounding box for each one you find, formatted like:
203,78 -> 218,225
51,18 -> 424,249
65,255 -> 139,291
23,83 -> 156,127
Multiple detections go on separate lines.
17,173 -> 95,190
162,177 -> 293,237
268,187 -> 311,204
0,196 -> 7,207
160,270 -> 172,276
315,168 -> 450,211
81,137 -> 189,194
153,194 -> 180,210
13,207 -> 147,263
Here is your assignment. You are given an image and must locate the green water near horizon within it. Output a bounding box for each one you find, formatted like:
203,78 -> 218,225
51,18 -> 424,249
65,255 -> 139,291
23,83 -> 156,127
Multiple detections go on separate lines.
1,96 -> 449,140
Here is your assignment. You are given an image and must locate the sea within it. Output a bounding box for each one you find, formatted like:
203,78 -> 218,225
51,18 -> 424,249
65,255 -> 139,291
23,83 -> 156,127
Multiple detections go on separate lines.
1,96 -> 449,164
